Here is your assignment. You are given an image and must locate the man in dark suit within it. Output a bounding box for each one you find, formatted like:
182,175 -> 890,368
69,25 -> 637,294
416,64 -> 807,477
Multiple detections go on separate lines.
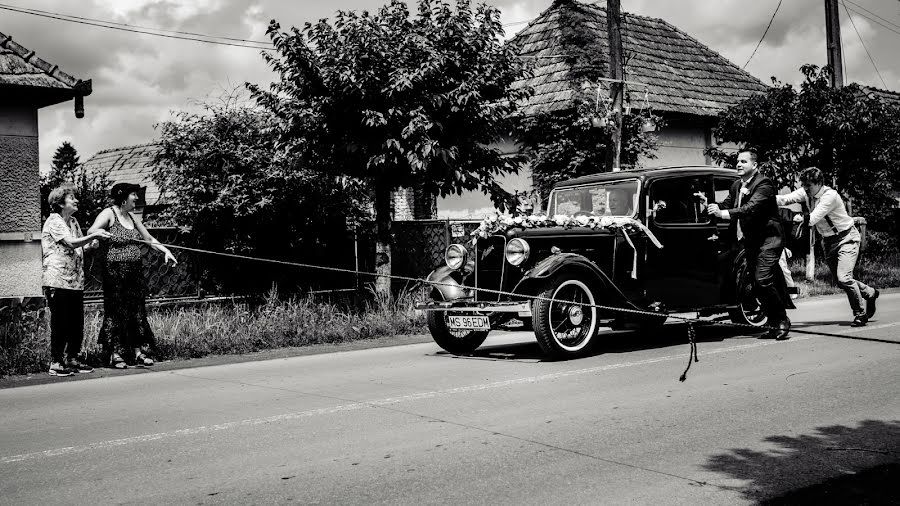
708,149 -> 793,340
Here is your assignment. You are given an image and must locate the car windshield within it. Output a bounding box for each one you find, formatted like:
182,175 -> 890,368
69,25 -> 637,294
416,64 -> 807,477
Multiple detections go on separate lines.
547,180 -> 639,217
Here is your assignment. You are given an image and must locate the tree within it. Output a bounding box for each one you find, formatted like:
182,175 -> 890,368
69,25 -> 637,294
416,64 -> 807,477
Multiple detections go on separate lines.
40,141 -> 110,224
520,107 -> 660,201
707,65 -> 900,232
153,91 -> 369,293
248,0 -> 532,296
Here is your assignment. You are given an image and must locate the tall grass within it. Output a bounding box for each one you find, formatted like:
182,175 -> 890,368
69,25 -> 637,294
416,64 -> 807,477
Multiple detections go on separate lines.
1,286 -> 428,377
789,253 -> 900,298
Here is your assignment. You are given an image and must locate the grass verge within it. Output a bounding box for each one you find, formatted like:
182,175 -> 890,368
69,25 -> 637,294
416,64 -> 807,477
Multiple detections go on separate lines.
789,253 -> 900,298
1,286 -> 428,377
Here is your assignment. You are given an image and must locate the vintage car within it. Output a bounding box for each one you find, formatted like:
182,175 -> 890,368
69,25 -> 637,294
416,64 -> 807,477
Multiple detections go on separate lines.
418,166 -> 770,359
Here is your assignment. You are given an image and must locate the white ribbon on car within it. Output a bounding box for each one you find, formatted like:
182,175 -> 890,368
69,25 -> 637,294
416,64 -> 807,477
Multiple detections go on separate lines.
620,221 -> 663,279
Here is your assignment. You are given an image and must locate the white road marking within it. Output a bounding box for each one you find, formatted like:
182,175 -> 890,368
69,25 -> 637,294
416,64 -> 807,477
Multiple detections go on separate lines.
0,331 -> 863,466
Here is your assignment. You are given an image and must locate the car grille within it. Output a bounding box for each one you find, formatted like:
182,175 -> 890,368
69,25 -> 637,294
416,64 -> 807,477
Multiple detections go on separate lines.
474,236 -> 506,302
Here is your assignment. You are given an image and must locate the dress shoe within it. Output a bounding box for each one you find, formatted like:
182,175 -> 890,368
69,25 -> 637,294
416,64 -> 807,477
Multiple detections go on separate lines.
774,318 -> 791,340
851,314 -> 868,327
865,289 -> 879,319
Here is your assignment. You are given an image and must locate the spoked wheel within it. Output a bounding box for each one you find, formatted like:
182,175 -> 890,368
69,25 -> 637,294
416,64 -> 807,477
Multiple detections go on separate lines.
426,310 -> 489,355
532,276 -> 599,359
728,259 -> 768,328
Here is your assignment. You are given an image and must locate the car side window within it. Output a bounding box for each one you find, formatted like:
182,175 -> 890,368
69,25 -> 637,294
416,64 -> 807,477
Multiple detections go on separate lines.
713,177 -> 734,205
651,176 -> 712,225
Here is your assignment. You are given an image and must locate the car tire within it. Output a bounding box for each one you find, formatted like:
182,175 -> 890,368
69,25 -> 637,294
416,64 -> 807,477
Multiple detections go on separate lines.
426,311 -> 489,355
532,275 -> 599,359
728,258 -> 768,328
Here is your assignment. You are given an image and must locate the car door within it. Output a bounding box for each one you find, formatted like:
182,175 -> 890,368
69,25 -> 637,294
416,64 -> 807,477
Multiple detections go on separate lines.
643,175 -> 721,309
712,175 -> 741,301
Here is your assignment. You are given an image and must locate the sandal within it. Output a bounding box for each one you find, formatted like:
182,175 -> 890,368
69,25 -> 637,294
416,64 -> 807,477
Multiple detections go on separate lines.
135,352 -> 154,366
110,353 -> 128,369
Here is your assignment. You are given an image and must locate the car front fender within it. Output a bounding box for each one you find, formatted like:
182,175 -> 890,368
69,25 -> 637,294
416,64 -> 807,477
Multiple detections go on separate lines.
515,253 -> 636,310
426,265 -> 474,301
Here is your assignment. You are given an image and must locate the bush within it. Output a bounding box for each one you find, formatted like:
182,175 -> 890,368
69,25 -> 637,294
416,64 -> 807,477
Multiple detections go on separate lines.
0,306 -> 51,377
863,229 -> 899,258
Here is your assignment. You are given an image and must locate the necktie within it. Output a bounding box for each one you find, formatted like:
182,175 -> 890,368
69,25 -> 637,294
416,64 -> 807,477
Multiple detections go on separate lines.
736,182 -> 746,240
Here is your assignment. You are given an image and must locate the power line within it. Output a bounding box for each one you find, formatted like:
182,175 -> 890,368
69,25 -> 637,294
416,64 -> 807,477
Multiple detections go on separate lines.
841,0 -> 888,88
843,5 -> 900,37
843,0 -> 900,31
0,1 -> 539,46
0,2 -> 271,45
0,3 -> 272,50
743,0 -> 783,69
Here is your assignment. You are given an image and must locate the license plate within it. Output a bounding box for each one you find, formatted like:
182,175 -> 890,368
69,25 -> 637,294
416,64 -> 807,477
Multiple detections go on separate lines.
447,315 -> 490,330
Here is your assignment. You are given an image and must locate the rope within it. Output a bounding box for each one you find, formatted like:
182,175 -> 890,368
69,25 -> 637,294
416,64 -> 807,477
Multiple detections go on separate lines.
679,322 -> 699,382
123,237 -> 896,380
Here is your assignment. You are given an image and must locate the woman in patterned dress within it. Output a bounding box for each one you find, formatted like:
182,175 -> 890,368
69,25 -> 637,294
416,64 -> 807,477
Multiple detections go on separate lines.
41,185 -> 112,376
88,182 -> 177,368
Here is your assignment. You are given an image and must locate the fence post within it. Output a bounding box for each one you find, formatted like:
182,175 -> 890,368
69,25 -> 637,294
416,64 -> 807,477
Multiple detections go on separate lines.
353,229 -> 360,289
444,218 -> 450,250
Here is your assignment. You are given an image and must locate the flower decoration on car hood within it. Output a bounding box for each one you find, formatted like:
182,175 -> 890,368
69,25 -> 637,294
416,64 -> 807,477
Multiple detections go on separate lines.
470,213 -> 663,249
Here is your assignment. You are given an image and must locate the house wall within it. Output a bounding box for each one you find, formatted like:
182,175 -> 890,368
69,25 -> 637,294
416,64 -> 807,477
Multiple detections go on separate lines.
0,105 -> 42,298
640,124 -> 711,168
435,136 -> 532,220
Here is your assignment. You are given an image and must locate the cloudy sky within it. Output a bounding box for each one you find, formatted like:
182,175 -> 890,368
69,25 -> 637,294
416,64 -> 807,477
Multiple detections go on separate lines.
5,0 -> 898,175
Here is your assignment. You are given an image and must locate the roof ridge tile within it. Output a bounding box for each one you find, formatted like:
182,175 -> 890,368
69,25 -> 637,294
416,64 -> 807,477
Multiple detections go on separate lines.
0,30 -> 85,90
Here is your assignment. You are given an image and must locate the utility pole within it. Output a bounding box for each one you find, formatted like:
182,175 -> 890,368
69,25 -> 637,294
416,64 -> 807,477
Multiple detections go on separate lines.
824,0 -> 844,88
804,0 -> 844,280
605,0 -> 624,172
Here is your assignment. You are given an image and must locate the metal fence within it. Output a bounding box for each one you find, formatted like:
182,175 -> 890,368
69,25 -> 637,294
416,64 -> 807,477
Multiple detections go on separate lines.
83,222 -> 481,299
84,228 -> 203,299
391,220 -> 480,284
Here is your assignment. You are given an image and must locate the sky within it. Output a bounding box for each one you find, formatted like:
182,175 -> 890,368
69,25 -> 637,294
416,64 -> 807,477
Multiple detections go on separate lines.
4,0 -> 899,184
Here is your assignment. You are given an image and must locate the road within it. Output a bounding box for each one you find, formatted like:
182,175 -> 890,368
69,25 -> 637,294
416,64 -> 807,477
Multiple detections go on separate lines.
2,292 -> 899,505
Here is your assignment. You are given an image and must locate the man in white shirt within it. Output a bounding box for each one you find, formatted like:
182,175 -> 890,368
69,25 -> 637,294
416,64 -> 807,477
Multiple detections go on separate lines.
777,167 -> 879,326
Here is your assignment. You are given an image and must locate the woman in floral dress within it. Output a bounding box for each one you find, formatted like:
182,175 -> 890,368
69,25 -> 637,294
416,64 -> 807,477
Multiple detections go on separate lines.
88,182 -> 177,368
41,185 -> 111,376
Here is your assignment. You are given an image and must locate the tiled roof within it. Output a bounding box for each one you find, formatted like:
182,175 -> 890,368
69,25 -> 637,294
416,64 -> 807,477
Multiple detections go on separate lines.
82,143 -> 165,205
509,0 -> 769,118
0,31 -> 89,92
865,86 -> 900,108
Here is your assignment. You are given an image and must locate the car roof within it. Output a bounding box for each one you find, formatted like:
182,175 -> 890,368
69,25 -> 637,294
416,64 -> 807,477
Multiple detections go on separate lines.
551,166 -> 738,190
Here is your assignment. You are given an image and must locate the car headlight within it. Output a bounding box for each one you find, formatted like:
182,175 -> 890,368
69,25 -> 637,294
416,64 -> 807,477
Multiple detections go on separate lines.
505,238 -> 530,266
445,244 -> 468,270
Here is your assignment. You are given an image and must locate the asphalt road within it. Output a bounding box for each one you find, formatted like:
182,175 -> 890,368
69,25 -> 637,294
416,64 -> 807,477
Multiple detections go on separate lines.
1,292 -> 898,505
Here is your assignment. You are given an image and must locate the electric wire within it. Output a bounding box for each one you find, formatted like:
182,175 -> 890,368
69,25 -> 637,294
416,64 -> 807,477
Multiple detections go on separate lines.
843,0 -> 900,31
843,6 -> 900,36
743,0 -> 784,69
0,3 -> 272,49
0,2 -> 271,45
841,0 -> 889,88
0,1 -> 537,49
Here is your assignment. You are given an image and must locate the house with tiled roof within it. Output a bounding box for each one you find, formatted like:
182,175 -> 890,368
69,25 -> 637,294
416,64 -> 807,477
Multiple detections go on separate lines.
0,31 -> 91,302
437,0 -> 769,219
81,143 -> 166,222
511,0 -> 768,164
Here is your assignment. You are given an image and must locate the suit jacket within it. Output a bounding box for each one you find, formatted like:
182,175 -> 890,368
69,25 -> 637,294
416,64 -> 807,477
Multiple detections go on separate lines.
719,171 -> 794,311
719,172 -> 782,247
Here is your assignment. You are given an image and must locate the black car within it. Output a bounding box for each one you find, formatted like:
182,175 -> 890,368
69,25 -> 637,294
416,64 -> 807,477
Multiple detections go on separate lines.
418,166 -> 770,359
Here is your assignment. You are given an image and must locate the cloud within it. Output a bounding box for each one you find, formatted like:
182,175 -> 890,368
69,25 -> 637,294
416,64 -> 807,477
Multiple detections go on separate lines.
6,0 -> 895,175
